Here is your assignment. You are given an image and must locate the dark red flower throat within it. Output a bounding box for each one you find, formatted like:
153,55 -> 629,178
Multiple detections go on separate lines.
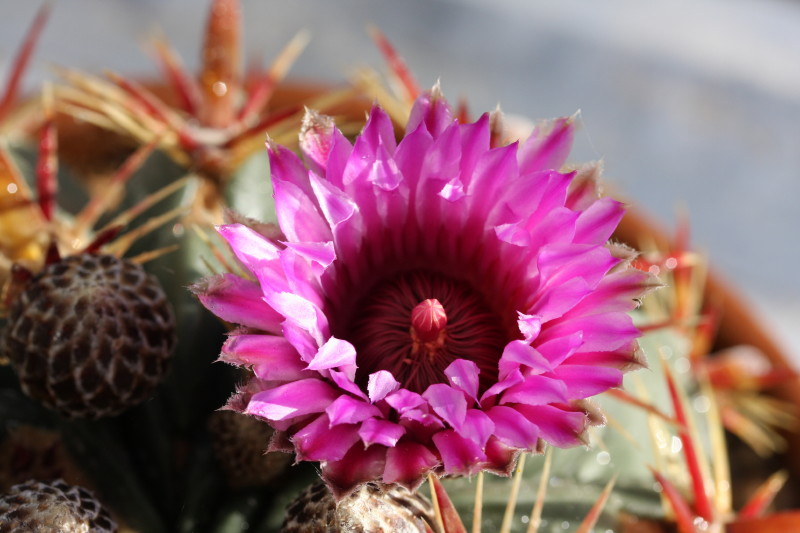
345,270 -> 508,394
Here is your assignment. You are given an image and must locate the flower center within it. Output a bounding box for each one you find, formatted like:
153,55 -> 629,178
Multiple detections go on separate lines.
344,271 -> 508,394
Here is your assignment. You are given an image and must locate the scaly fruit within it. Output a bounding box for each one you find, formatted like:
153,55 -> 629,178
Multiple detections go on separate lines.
2,253 -> 175,419
280,481 -> 436,533
0,478 -> 117,532
207,410 -> 292,489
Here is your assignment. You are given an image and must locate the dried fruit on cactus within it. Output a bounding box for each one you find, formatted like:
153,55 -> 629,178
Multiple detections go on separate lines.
280,481 -> 436,533
2,253 -> 175,419
207,410 -> 292,488
0,426 -> 90,492
0,478 -> 117,533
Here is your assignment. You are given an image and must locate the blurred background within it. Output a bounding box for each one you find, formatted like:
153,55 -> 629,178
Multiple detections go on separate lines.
2,0 -> 799,358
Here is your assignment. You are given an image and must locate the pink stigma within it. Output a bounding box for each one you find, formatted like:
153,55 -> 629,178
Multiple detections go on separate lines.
411,299 -> 447,343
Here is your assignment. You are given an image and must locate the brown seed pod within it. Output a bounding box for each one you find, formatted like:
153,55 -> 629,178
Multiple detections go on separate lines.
0,478 -> 117,533
280,481 -> 436,533
2,254 -> 175,419
0,425 -> 91,493
207,410 -> 292,489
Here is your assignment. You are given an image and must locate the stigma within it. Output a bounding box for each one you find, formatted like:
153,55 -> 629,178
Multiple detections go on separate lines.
410,299 -> 447,343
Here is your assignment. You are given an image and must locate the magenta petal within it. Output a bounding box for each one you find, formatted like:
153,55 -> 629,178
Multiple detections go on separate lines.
501,375 -> 569,405
483,436 -> 521,476
281,322 -> 319,361
359,418 -> 406,447
551,365 -> 623,398
565,162 -> 602,210
383,441 -> 440,489
308,172 -> 358,227
268,140 -> 313,196
385,389 -> 426,413
220,334 -> 308,381
444,359 -> 480,401
321,444 -> 387,499
394,122 -> 434,190
423,384 -> 468,430
439,177 -> 466,202
323,128 -> 354,189
343,110 -> 397,191
266,292 -> 328,346
294,414 -> 360,462
494,222 -> 530,247
566,341 -> 645,371
276,248 -> 323,308
191,273 -> 282,334
486,405 -> 540,449
433,429 -> 486,476
418,120 -> 460,185
525,207 -> 579,250
283,241 -> 336,270
273,178 -> 332,243
306,337 -> 356,372
246,379 -> 338,421
491,169 -> 562,226
518,171 -> 574,234
399,407 -> 445,429
458,409 -> 494,448
537,244 -> 616,289
517,313 -> 542,343
328,369 -> 368,400
518,115 -> 575,174
326,395 -> 381,426
517,404 -> 588,447
466,143 -> 519,214
498,341 -> 553,379
299,109 -> 336,174
406,89 -> 452,138
307,173 -> 364,262
368,143 -> 403,191
361,105 -> 398,153
534,332 -> 584,367
539,312 -> 639,352
457,113 -> 491,188
573,197 -> 625,245
368,370 -> 400,403
481,369 -> 524,404
531,276 -> 591,322
217,223 -> 280,272
566,268 -> 660,317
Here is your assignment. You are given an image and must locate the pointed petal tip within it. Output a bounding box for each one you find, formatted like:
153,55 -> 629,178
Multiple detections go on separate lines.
430,79 -> 444,100
265,134 -> 281,155
628,342 -> 649,370
189,272 -> 231,298
299,106 -> 326,128
300,107 -> 337,169
222,208 -> 281,233
574,398 -> 607,427
223,390 -> 251,413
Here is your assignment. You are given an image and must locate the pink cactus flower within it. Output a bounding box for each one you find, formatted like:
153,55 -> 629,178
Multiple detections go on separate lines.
194,88 -> 655,498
